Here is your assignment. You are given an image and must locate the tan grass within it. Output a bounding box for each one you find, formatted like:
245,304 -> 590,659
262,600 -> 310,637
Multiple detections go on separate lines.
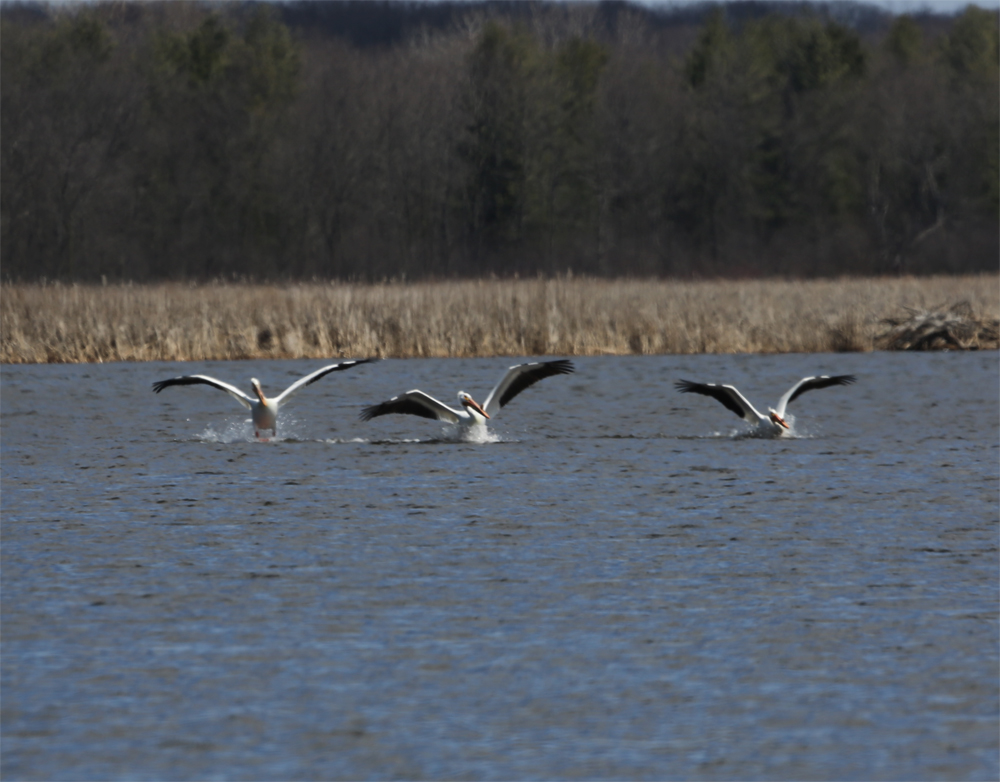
2,276 -> 997,364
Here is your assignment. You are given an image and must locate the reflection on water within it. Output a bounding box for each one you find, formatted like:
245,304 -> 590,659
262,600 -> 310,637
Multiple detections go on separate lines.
2,352 -> 997,781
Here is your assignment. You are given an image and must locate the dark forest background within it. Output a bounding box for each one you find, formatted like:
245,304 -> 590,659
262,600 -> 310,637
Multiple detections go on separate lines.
2,1 -> 997,281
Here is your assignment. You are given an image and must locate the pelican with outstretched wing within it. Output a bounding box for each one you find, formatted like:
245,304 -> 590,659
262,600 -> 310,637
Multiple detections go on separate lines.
675,375 -> 856,436
153,359 -> 376,438
360,360 -> 574,434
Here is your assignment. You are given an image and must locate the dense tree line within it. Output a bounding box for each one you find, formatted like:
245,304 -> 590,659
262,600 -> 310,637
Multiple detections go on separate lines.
1,1 -> 997,281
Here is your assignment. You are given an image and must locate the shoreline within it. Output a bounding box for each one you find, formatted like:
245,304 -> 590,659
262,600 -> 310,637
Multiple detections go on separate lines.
3,276 -> 997,364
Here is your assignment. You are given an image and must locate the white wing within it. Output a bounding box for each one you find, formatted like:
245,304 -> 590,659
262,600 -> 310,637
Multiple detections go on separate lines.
152,375 -> 254,411
774,375 -> 857,417
674,380 -> 766,423
272,358 -> 375,406
360,390 -> 463,424
481,359 -> 575,418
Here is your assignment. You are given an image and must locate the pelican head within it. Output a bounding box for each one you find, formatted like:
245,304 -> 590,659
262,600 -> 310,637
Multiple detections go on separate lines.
251,378 -> 267,404
768,410 -> 790,430
458,392 -> 490,419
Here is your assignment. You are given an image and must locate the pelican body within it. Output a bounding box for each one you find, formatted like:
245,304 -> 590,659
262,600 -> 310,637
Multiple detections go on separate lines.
360,359 -> 575,433
153,358 -> 375,438
675,374 -> 856,437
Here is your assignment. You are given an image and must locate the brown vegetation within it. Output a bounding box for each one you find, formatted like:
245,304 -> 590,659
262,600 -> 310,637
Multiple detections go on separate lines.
876,300 -> 1000,350
3,276 -> 996,364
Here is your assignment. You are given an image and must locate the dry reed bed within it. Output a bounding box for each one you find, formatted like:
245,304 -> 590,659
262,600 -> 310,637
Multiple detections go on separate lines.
2,276 -> 997,364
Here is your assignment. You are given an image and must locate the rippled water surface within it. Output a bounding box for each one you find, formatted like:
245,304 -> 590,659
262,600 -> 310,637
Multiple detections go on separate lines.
2,352 -> 997,780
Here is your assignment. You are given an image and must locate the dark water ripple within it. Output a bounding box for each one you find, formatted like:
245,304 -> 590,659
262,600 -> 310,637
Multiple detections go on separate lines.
2,352 -> 997,780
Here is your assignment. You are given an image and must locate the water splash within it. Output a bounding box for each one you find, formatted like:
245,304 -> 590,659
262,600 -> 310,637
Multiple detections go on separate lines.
455,424 -> 502,444
195,414 -> 311,443
197,419 -> 254,443
730,413 -> 811,440
359,426 -> 502,445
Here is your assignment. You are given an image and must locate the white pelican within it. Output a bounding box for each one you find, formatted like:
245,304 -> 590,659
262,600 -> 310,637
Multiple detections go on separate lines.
675,374 -> 856,437
360,359 -> 575,434
153,359 -> 375,438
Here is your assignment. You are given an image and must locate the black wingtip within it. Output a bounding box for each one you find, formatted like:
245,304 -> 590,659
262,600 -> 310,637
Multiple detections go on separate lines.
152,380 -> 167,393
817,374 -> 857,388
359,405 -> 380,422
674,379 -> 696,392
323,357 -> 378,370
338,357 -> 377,368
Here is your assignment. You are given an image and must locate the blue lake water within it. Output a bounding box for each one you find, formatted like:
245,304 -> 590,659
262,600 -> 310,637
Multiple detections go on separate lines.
2,351 -> 997,780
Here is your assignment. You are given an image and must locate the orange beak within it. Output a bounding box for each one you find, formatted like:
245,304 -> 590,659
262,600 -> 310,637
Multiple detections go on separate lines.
770,412 -> 790,430
463,397 -> 490,419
